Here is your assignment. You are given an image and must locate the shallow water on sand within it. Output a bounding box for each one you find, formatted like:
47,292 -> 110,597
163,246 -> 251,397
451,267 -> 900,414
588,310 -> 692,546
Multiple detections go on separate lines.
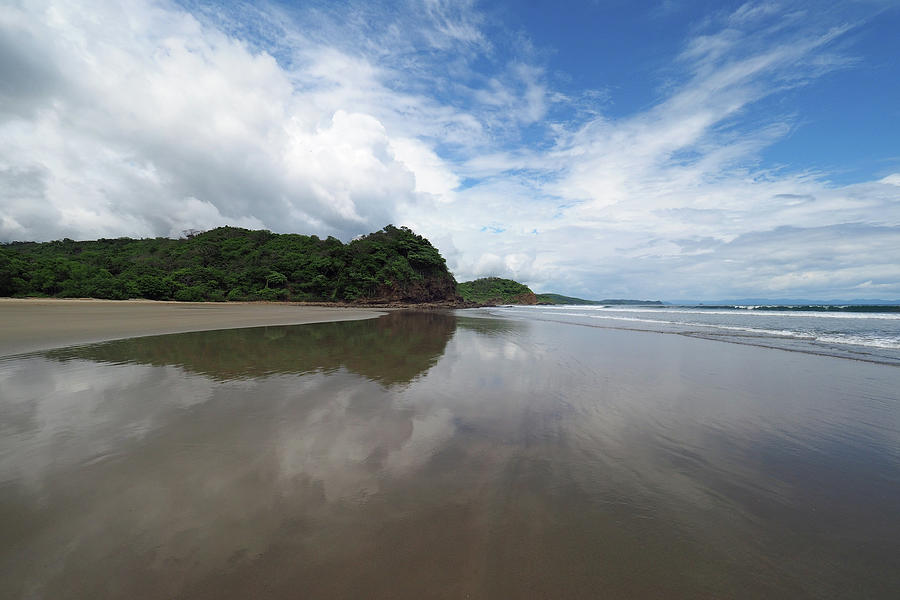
1,311 -> 899,599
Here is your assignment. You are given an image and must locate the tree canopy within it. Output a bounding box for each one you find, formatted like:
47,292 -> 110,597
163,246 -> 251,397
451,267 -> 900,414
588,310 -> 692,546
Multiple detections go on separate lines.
0,225 -> 458,303
456,277 -> 535,304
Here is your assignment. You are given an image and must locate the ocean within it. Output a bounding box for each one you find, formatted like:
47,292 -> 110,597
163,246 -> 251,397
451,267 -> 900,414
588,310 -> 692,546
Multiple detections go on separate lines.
493,304 -> 900,366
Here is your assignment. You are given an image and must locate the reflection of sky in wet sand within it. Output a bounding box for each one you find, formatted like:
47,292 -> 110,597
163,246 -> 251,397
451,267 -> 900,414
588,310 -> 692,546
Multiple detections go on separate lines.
1,313 -> 899,598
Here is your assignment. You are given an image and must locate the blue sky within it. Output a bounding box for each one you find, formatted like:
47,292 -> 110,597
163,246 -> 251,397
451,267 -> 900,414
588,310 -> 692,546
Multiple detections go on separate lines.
1,0 -> 899,299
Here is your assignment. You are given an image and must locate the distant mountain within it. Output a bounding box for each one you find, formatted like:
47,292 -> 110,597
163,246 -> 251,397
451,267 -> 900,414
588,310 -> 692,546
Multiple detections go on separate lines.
535,293 -> 602,305
536,293 -> 663,306
667,298 -> 900,306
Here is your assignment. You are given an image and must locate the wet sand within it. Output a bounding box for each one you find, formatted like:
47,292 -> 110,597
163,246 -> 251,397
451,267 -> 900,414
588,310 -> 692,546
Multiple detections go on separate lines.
0,298 -> 383,357
1,312 -> 899,598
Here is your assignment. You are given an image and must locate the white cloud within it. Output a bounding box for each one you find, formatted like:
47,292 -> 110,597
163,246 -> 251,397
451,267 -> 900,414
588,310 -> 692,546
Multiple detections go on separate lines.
0,0 -> 898,299
0,0 -> 465,241
729,2 -> 781,25
880,173 -> 900,186
404,3 -> 900,299
388,137 -> 459,201
421,0 -> 488,51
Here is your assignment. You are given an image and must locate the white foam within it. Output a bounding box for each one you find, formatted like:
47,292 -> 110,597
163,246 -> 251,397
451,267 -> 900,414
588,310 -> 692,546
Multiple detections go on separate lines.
589,307 -> 900,320
815,334 -> 900,350
585,314 -> 800,338
491,306 -> 900,351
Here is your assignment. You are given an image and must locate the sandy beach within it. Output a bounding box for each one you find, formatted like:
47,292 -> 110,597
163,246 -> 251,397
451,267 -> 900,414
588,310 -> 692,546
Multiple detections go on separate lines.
0,298 -> 384,357
1,309 -> 899,598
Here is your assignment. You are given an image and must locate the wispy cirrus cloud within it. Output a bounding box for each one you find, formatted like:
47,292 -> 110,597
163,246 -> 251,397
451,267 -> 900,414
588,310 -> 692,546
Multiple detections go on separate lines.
404,1 -> 900,298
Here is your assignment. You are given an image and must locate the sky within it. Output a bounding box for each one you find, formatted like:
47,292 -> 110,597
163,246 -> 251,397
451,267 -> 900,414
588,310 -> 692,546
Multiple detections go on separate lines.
2,0 -> 899,300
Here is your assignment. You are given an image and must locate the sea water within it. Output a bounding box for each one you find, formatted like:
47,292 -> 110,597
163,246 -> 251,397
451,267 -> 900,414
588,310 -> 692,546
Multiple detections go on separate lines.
495,304 -> 900,365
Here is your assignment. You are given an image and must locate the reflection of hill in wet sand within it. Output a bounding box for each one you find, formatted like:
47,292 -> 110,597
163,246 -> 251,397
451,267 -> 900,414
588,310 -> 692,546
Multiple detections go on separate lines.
45,311 -> 457,385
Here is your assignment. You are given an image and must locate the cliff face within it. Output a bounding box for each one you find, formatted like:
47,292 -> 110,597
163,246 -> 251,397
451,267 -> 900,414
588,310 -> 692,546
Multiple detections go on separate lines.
509,292 -> 537,305
371,272 -> 459,303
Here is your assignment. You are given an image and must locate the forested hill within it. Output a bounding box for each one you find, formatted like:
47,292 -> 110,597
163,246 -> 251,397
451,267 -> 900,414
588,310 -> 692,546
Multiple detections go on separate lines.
0,225 -> 459,303
457,277 -> 537,304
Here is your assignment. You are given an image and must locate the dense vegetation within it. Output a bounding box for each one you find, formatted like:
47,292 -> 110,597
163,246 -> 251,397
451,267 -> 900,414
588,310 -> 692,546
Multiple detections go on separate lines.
457,277 -> 536,304
0,225 -> 458,303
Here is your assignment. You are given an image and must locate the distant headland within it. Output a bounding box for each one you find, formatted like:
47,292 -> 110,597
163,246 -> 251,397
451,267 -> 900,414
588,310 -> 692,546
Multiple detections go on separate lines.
456,277 -> 662,306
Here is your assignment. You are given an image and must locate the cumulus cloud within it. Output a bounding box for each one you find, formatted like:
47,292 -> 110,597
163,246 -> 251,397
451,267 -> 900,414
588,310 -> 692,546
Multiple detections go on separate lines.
0,0 -> 445,240
0,0 -> 898,299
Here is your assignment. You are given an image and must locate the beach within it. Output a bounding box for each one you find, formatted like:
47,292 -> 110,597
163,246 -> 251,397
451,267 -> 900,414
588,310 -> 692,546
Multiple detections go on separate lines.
0,298 -> 383,357
1,309 -> 899,598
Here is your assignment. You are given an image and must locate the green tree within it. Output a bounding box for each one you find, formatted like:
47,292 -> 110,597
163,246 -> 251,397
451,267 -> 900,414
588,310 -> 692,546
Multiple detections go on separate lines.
265,271 -> 287,289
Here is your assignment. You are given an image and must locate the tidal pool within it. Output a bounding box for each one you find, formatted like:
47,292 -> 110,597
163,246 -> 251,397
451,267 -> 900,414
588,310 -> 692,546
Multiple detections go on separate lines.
1,311 -> 899,598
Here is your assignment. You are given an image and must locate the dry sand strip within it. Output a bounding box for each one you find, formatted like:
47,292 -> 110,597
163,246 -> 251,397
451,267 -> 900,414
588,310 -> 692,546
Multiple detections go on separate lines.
0,298 -> 385,357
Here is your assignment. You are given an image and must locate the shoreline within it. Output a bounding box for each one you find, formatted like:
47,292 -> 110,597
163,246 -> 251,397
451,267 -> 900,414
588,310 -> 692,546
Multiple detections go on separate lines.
0,298 -> 387,357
